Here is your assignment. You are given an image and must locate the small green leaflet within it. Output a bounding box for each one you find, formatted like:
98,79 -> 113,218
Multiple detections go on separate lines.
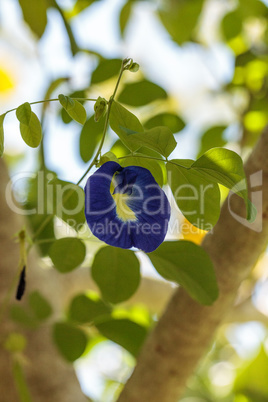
91,246 -> 140,304
80,115 -> 105,163
96,318 -> 148,357
53,322 -> 87,362
192,148 -> 254,221
122,126 -> 177,158
0,114 -> 6,157
58,94 -> 87,125
148,240 -> 219,305
68,293 -> 111,324
144,112 -> 185,133
28,291 -> 52,321
18,0 -> 47,38
109,101 -> 144,152
16,103 -> 31,125
49,238 -> 86,273
118,79 -> 167,107
167,160 -> 221,228
16,103 -> 42,148
91,59 -> 122,84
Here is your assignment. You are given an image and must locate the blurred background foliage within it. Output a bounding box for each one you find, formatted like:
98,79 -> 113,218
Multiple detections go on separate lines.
1,0 -> 268,401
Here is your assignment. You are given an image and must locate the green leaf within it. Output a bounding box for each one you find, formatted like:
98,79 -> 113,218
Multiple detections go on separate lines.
25,170 -> 56,256
53,322 -> 87,362
191,148 -> 252,220
197,126 -> 227,158
49,238 -> 86,273
109,101 -> 144,151
10,305 -> 39,329
148,241 -> 219,305
144,112 -> 185,133
118,80 -> 167,107
234,344 -> 268,398
12,361 -> 32,402
119,0 -> 132,36
99,151 -> 120,165
68,293 -> 111,323
4,333 -> 27,353
167,160 -> 221,229
28,291 -> 52,320
0,113 -> 5,157
92,247 -> 140,304
80,115 -> 105,163
123,126 -> 177,158
96,318 -> 147,357
52,179 -> 86,228
121,155 -> 164,187
19,112 -> 42,148
158,0 -> 204,45
221,10 -> 243,40
91,59 -> 122,84
16,103 -> 32,125
58,94 -> 87,125
18,0 -> 47,38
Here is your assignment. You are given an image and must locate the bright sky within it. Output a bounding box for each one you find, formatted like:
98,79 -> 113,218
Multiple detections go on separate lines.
0,0 -> 236,184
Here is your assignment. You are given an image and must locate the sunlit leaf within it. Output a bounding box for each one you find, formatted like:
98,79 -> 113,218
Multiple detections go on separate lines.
53,322 -> 87,362
235,345 -> 268,398
122,126 -> 177,158
92,247 -> 140,304
58,94 -> 87,125
167,160 -> 221,228
118,80 -> 167,107
16,103 -> 32,125
197,126 -> 227,158
148,241 -> 219,305
19,112 -> 42,148
109,101 -> 144,151
49,238 -> 86,273
192,148 -> 253,220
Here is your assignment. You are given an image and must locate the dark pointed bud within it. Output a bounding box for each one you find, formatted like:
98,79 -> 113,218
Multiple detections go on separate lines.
16,266 -> 26,300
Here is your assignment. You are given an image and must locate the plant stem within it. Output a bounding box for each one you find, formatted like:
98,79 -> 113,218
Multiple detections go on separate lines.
31,61 -> 126,242
3,98 -> 98,115
119,154 -> 190,169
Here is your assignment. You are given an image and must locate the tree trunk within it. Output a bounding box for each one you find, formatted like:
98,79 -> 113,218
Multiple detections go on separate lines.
0,158 -> 89,402
118,128 -> 268,402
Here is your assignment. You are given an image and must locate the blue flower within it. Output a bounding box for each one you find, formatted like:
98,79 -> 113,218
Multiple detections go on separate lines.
84,161 -> 170,252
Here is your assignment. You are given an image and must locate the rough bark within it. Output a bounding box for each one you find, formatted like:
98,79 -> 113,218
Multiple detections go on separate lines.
0,158 -> 89,402
118,129 -> 268,402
